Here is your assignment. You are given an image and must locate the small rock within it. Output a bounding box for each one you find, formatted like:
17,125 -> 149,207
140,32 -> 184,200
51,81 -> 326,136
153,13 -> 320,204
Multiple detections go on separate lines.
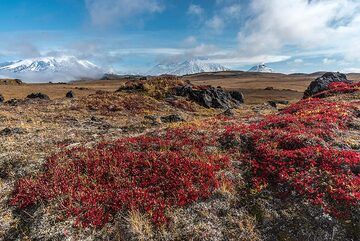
160,114 -> 184,123
268,101 -> 277,108
267,100 -> 289,108
27,92 -> 50,100
144,115 -> 160,125
265,87 -> 274,90
0,94 -> 4,103
0,127 -> 25,136
66,91 -> 74,98
5,99 -> 21,106
221,109 -> 234,117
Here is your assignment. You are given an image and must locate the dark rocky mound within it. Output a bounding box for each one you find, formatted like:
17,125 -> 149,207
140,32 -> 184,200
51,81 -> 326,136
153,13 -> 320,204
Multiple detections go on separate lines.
27,93 -> 50,100
174,85 -> 244,109
303,72 -> 352,98
66,91 -> 75,98
0,79 -> 23,85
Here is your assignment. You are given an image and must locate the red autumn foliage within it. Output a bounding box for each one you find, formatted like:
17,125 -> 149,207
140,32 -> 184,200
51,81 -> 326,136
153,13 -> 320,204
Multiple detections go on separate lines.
223,98 -> 360,218
312,81 -> 360,98
11,130 -> 229,227
11,95 -> 359,229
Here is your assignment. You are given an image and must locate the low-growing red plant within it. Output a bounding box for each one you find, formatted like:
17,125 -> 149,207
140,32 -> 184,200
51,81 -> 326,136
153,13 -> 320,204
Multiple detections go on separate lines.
223,98 -> 360,218
312,81 -> 360,98
11,132 -> 229,227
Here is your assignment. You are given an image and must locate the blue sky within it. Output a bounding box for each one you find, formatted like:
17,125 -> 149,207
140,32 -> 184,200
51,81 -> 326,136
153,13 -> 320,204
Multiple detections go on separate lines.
0,0 -> 360,73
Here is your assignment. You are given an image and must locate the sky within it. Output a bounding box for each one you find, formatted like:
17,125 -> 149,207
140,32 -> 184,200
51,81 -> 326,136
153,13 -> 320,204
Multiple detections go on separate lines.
0,0 -> 360,73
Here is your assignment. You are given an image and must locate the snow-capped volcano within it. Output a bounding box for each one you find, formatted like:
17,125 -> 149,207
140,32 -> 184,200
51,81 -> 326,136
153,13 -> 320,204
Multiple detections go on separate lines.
0,56 -> 104,82
248,63 -> 273,73
0,56 -> 99,73
148,59 -> 229,76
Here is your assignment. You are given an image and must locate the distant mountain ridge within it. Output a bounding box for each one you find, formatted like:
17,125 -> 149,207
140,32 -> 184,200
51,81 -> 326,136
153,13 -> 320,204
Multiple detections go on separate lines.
0,56 -> 104,82
148,59 -> 229,76
0,56 -> 99,73
248,63 -> 273,73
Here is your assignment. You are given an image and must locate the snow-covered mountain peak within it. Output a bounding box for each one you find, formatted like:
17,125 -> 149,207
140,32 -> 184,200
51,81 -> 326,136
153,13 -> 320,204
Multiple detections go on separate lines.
0,56 -> 104,82
248,63 -> 273,73
0,56 -> 99,73
148,58 -> 229,76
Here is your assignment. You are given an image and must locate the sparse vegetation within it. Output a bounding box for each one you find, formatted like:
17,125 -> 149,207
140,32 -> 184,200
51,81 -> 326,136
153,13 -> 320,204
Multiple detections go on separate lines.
1,75 -> 359,240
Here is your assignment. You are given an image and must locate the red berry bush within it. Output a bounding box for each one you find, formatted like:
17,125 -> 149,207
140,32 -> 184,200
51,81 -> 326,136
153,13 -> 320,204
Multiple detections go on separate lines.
11,129 -> 229,227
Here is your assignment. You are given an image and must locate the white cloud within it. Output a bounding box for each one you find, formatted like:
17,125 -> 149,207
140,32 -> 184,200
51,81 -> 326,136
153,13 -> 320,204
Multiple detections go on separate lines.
183,36 -> 197,46
294,58 -> 303,64
85,0 -> 164,26
323,58 -> 336,64
206,16 -> 225,33
238,0 -> 360,59
187,4 -> 204,16
221,4 -> 241,19
203,54 -> 291,67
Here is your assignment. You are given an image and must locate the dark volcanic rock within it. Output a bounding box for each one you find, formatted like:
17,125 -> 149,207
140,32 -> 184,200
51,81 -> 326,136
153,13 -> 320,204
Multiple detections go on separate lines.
27,92 -> 50,100
66,91 -> 75,98
268,100 -> 289,108
265,87 -> 274,90
160,114 -> 184,123
229,91 -> 245,103
0,94 -> 4,103
5,99 -> 22,106
174,85 -> 243,109
303,72 -> 352,98
0,127 -> 25,136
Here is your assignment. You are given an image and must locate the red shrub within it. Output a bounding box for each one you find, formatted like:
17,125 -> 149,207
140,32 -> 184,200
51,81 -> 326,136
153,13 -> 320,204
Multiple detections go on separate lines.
224,98 -> 360,218
312,81 -> 360,98
11,132 -> 229,227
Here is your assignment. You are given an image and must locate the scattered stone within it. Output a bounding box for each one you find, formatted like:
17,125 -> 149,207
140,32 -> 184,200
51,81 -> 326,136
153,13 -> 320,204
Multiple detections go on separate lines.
160,114 -> 184,123
27,92 -> 50,100
5,99 -> 22,106
174,85 -> 243,109
0,127 -> 25,136
303,72 -> 352,98
268,100 -> 289,108
66,91 -> 74,98
144,115 -> 160,125
265,87 -> 274,90
220,108 -> 234,117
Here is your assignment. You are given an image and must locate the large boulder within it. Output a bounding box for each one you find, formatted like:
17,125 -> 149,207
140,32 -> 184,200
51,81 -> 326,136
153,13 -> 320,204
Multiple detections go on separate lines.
27,92 -> 50,100
303,72 -> 352,98
174,85 -> 243,109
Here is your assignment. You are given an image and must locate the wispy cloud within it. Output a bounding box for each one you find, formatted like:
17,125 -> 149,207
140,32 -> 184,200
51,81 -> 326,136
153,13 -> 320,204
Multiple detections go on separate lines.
85,0 -> 164,27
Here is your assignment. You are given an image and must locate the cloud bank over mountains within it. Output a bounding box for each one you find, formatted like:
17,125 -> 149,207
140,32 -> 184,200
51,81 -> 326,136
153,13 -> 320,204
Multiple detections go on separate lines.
0,0 -> 359,75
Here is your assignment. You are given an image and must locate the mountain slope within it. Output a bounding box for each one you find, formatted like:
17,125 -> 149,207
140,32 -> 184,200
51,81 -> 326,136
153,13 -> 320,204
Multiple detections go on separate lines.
148,59 -> 229,76
0,56 -> 99,73
248,63 -> 273,73
0,56 -> 103,82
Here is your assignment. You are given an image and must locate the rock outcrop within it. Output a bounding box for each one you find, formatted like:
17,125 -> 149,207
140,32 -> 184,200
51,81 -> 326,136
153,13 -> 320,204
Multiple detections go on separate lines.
27,93 -> 50,100
303,72 -> 352,98
174,85 -> 244,109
